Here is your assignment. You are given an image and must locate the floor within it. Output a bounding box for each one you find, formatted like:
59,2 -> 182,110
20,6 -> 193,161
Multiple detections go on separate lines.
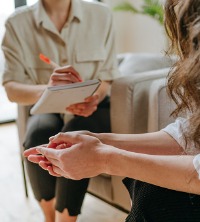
0,122 -> 128,222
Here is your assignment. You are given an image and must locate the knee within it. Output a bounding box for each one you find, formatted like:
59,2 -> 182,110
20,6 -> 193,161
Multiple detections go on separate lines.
24,127 -> 51,149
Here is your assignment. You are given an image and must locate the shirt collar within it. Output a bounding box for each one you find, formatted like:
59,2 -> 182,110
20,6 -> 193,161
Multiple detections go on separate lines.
71,0 -> 83,22
33,0 -> 47,28
33,0 -> 83,29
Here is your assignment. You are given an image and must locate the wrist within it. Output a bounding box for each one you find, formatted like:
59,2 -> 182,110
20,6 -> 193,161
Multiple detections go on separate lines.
100,145 -> 124,176
98,144 -> 113,175
96,133 -> 116,146
95,133 -> 108,144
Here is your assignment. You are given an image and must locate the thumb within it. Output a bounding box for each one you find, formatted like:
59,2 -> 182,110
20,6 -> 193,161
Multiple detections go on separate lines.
36,147 -> 58,159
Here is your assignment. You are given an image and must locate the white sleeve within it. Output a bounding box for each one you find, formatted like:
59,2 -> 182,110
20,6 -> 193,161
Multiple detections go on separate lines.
193,154 -> 200,179
162,119 -> 200,178
161,117 -> 195,151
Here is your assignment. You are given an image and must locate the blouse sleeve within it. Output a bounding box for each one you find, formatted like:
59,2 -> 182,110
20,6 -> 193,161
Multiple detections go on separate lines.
162,118 -> 200,178
193,154 -> 200,179
161,117 -> 196,151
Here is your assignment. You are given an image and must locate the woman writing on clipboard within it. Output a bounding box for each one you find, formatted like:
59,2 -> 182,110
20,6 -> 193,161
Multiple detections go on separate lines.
2,0 -> 119,221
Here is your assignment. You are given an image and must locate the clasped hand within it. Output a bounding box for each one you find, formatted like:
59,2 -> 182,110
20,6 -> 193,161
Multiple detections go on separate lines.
24,132 -> 109,180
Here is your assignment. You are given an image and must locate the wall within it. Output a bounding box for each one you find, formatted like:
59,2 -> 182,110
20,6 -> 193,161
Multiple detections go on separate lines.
103,0 -> 167,54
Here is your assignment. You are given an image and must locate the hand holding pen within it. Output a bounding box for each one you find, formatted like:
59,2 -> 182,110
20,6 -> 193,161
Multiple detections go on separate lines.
39,53 -> 82,86
39,54 -> 99,117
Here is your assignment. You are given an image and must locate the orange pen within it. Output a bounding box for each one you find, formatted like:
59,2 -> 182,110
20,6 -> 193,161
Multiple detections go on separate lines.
39,53 -> 59,68
39,53 -> 82,82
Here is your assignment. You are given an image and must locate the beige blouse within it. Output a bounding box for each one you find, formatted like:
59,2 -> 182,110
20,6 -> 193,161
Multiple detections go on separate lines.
2,0 -> 120,86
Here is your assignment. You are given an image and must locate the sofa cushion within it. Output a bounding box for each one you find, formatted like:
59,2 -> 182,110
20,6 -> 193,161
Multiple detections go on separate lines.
118,53 -> 176,76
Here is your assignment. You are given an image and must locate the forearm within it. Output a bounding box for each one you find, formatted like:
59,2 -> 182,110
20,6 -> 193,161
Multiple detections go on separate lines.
4,81 -> 46,105
96,131 -> 183,155
106,150 -> 200,194
94,80 -> 111,103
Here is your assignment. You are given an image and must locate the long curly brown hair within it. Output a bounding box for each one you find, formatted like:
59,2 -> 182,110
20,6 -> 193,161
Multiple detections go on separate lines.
164,0 -> 200,150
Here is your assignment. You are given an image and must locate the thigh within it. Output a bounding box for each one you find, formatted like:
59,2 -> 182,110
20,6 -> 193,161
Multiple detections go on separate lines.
23,114 -> 64,201
24,113 -> 64,149
125,180 -> 200,222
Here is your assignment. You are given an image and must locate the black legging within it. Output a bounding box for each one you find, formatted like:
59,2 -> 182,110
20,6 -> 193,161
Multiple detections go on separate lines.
24,97 -> 111,216
123,178 -> 200,222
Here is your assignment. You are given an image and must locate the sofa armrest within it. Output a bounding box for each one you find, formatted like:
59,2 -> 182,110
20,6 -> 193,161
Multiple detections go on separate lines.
148,78 -> 176,132
110,68 -> 170,134
111,176 -> 131,211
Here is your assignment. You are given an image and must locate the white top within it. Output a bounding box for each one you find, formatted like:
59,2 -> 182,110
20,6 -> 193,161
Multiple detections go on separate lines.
193,154 -> 200,179
162,118 -> 200,177
162,117 -> 196,152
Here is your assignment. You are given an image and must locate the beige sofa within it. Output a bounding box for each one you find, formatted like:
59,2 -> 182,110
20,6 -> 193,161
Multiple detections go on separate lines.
148,78 -> 176,132
17,52 -> 176,212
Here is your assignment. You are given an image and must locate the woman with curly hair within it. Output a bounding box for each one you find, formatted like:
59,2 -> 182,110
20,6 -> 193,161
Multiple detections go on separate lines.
25,0 -> 200,221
